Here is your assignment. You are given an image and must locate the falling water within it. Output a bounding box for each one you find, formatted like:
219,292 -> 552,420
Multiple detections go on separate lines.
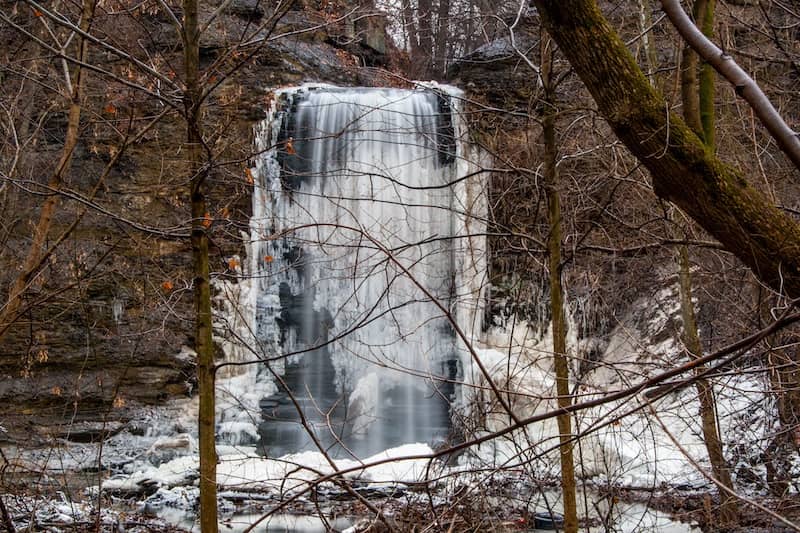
248,85 -> 486,458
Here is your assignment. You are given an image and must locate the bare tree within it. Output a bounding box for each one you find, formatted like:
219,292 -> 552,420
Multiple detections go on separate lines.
541,31 -> 578,533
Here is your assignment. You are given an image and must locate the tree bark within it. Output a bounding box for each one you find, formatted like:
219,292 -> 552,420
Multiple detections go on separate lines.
677,244 -> 738,526
680,0 -> 709,136
542,34 -> 578,533
698,0 -> 716,149
676,2 -> 736,524
532,0 -> 800,299
182,0 -> 218,530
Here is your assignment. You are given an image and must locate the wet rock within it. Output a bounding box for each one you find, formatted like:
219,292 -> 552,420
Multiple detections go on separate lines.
56,421 -> 126,443
447,14 -> 539,130
225,0 -> 265,20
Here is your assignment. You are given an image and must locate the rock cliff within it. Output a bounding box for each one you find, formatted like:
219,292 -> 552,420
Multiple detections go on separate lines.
0,0 -> 398,441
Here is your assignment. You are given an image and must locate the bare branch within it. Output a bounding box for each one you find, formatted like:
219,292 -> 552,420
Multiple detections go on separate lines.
660,0 -> 800,173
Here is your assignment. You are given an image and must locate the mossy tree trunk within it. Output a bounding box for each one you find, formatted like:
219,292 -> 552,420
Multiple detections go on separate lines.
182,0 -> 218,530
532,0 -> 800,299
542,33 -> 578,533
677,1 -> 736,525
698,0 -> 716,148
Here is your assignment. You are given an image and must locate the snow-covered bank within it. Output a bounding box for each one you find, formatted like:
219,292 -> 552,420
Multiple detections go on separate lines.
99,442 -> 437,496
4,278 -> 795,532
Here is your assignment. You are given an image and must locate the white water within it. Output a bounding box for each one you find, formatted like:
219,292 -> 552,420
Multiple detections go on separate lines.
246,84 -> 487,457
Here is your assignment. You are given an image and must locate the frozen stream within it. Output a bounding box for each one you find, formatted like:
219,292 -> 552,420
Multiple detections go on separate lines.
154,490 -> 701,532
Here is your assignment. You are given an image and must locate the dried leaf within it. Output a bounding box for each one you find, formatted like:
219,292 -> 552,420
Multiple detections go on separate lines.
227,257 -> 239,270
202,212 -> 212,228
161,280 -> 174,292
245,167 -> 254,185
264,255 -> 273,263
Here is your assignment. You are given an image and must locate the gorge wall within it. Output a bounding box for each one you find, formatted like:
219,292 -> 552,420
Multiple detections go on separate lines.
0,0 -> 399,442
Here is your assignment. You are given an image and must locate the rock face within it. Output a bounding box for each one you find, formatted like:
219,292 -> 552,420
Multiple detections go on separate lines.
0,2 -> 397,441
447,12 -> 539,132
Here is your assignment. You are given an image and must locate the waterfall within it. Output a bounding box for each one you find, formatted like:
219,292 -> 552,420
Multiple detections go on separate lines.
248,84 -> 486,458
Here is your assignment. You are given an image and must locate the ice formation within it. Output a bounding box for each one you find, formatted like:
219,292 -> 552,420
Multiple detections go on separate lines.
244,84 -> 487,457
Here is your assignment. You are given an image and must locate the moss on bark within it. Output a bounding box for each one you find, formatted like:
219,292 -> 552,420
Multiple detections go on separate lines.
534,0 -> 800,298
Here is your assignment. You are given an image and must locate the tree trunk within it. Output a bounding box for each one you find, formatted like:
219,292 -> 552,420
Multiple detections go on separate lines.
637,0 -> 658,84
416,0 -> 434,77
542,33 -> 578,533
401,0 -> 420,60
434,0 -> 451,75
680,0 -> 711,142
532,0 -> 800,299
698,0 -> 716,148
182,0 -> 218,530
0,0 -> 96,341
676,244 -> 737,526
676,2 -> 736,524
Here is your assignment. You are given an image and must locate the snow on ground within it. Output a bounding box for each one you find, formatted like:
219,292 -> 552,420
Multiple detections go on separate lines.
82,291 -> 780,505
3,280 -> 788,532
1,492 -> 180,532
99,442 -> 437,497
452,297 -> 780,492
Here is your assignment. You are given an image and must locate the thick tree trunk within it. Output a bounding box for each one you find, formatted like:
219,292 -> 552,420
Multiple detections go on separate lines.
542,35 -> 578,533
533,0 -> 800,299
182,0 -> 218,530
